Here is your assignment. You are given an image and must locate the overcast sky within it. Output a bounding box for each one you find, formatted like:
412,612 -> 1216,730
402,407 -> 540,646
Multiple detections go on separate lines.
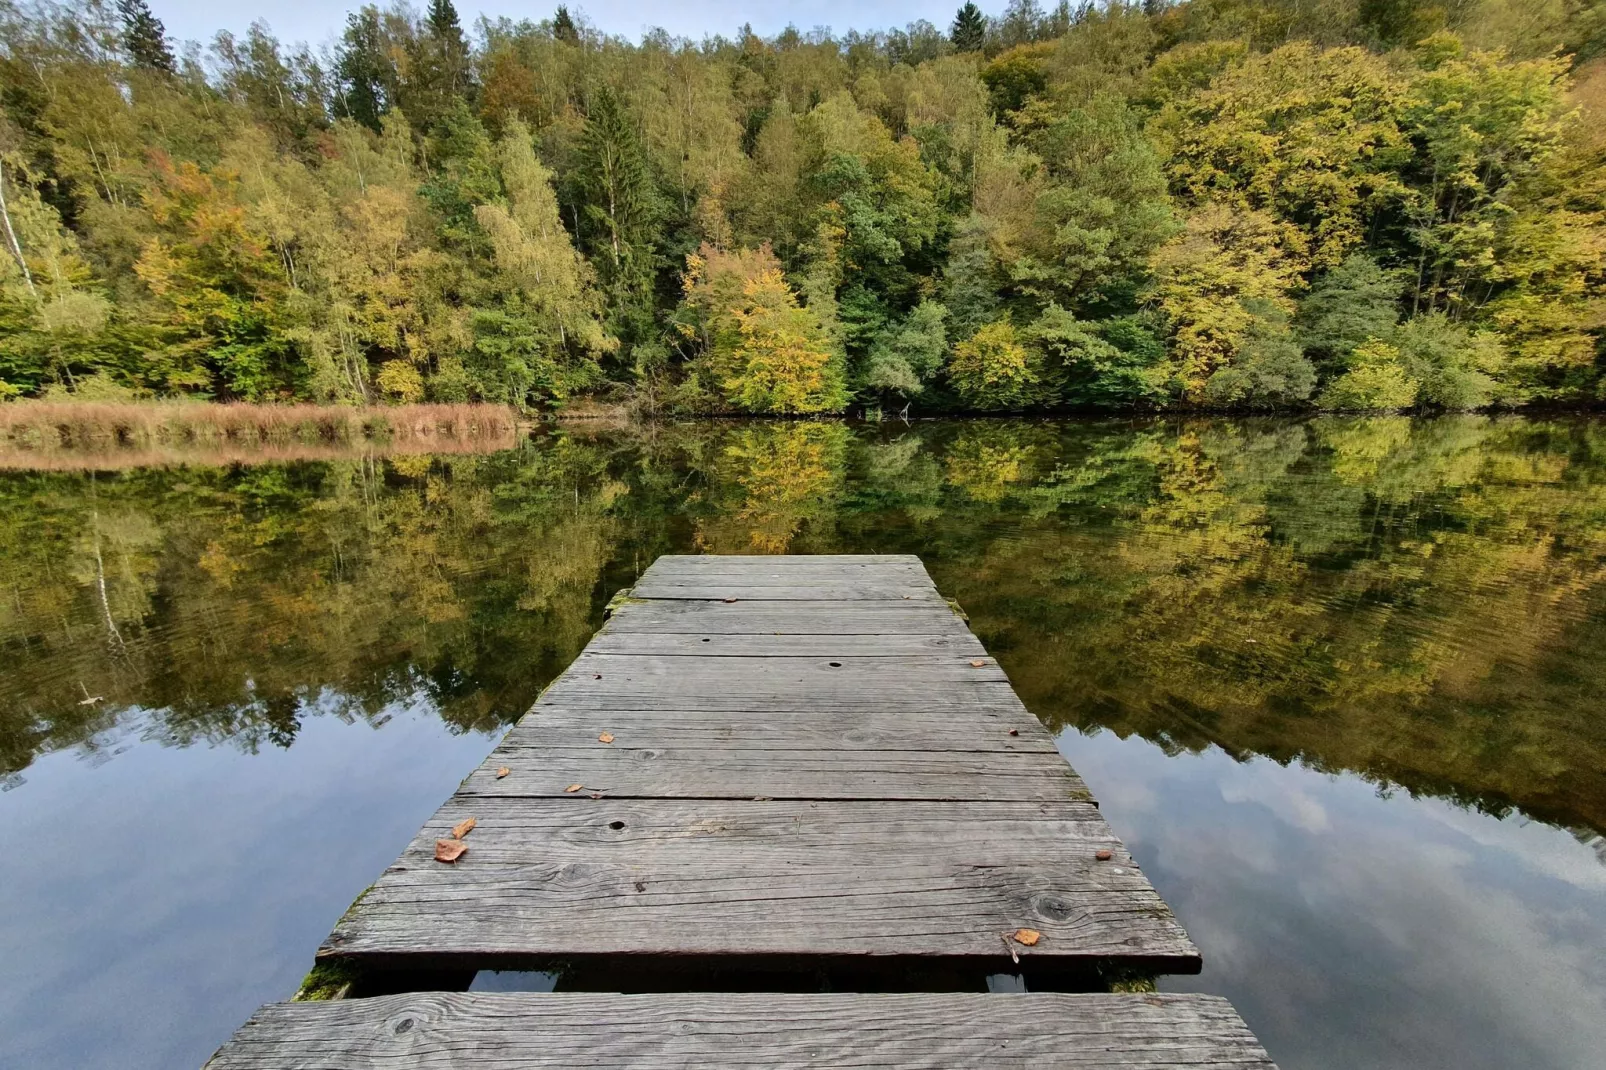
155,1 -> 967,54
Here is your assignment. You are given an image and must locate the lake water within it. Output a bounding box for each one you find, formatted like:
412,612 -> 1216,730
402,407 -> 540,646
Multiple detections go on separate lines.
2,415 -> 1604,1069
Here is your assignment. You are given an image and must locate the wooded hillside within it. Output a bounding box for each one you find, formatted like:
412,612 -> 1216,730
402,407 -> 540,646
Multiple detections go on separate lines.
1,0 -> 1603,411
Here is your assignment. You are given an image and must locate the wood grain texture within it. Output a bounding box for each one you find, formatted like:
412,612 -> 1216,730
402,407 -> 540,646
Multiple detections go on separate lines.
205,992 -> 1279,1069
319,799 -> 1192,962
322,555 -> 1199,972
602,599 -> 967,635
585,631 -> 986,657
630,582 -> 947,602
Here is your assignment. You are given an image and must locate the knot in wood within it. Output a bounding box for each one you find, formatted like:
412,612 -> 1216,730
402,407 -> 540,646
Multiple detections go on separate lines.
1032,893 -> 1078,922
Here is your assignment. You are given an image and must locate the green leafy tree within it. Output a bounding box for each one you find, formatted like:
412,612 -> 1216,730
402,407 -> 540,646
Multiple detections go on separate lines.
676,243 -> 845,413
1202,304 -> 1317,408
1391,312 -> 1503,409
1319,338 -> 1419,409
943,215 -> 1004,342
1296,253 -> 1402,366
1150,201 -> 1306,400
1031,306 -> 1173,409
949,319 -> 1044,409
1156,42 -> 1409,268
472,121 -> 614,404
1010,96 -> 1176,311
863,299 -> 949,399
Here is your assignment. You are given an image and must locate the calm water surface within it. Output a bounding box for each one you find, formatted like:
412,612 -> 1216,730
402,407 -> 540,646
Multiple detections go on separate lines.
2,415 -> 1604,1069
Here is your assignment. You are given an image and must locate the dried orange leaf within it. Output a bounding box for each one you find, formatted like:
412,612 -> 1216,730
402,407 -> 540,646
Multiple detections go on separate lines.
722,597 -> 739,603
1012,928 -> 1041,947
496,767 -> 510,778
969,659 -> 986,667
564,783 -> 583,793
1095,849 -> 1113,861
451,817 -> 477,839
598,732 -> 615,744
434,839 -> 468,863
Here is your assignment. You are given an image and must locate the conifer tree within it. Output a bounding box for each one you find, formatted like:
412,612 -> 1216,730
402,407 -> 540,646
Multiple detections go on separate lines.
333,7 -> 393,130
117,0 -> 175,74
951,3 -> 987,52
553,6 -> 580,43
577,87 -> 662,351
427,0 -> 470,92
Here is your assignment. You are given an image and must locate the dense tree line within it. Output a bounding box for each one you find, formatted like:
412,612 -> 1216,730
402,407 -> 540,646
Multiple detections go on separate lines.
0,0 -> 1603,411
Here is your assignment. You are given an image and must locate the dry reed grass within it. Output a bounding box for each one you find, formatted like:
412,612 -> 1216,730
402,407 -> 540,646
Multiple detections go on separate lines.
0,402 -> 523,470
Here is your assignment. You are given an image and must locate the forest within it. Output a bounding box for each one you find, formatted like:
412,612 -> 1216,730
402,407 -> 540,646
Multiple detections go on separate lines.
0,0 -> 1603,413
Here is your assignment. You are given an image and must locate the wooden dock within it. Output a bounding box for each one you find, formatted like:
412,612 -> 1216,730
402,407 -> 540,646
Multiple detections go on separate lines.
204,555 -> 1277,1068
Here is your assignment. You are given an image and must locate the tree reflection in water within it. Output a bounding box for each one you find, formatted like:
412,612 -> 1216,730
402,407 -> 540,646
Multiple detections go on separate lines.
3,414 -> 1605,840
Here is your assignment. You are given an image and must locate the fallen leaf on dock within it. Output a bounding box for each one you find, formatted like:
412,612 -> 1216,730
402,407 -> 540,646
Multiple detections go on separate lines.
969,660 -> 986,667
1012,928 -> 1041,947
564,783 -> 583,793
434,839 -> 468,863
1095,849 -> 1113,861
451,817 -> 477,839
598,732 -> 615,744
722,597 -> 738,603
1008,728 -> 1019,736
496,767 -> 509,778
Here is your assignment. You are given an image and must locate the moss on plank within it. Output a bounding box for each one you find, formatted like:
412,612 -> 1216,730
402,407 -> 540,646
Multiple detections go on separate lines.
1100,964 -> 1158,993
293,960 -> 362,1002
603,589 -> 647,620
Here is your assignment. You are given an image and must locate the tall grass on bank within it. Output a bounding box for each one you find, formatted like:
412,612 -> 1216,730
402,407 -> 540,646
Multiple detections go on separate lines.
0,402 -> 523,470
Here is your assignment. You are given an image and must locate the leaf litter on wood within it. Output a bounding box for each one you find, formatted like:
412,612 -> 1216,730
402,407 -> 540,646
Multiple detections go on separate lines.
434,839 -> 468,863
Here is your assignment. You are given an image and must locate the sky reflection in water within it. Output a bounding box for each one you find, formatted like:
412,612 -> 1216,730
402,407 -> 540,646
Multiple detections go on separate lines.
1,414 -> 1604,1070
1063,730 -> 1606,1070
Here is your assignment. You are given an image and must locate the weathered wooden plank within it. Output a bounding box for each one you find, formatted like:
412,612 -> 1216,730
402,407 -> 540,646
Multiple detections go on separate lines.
586,631 -> 985,657
564,652 -> 1011,683
643,555 -> 931,576
650,554 -> 926,563
455,700 -> 1071,800
459,750 -> 1080,801
205,992 -> 1278,1069
603,599 -> 967,635
320,798 -> 1193,965
642,554 -> 926,569
496,705 -> 1061,753
536,684 -> 1028,712
538,654 -> 1027,713
629,582 -> 947,602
